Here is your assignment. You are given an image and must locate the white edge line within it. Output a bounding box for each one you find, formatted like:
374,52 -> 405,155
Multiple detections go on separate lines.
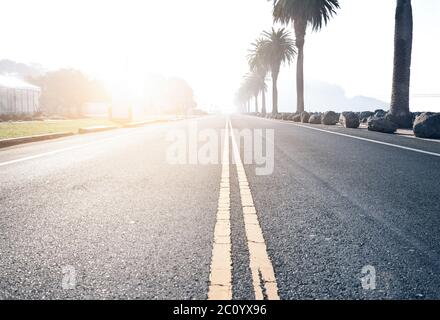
0,129 -> 150,168
292,124 -> 440,158
244,116 -> 440,158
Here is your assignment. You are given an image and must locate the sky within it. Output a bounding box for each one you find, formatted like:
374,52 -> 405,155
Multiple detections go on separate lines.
1,0 -> 439,112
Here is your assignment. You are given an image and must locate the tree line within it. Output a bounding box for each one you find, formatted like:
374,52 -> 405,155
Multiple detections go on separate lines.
29,69 -> 109,117
0,59 -> 198,118
237,0 -> 414,128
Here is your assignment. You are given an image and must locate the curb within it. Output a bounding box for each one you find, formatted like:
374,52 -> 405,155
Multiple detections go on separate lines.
0,118 -> 189,149
78,125 -> 118,134
122,120 -> 164,128
0,132 -> 74,149
121,119 -> 184,128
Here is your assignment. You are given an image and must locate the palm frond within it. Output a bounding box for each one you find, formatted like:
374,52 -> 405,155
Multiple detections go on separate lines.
272,0 -> 340,31
260,27 -> 296,74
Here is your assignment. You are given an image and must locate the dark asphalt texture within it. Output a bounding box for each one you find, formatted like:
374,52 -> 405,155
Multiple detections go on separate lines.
1,115 -> 439,299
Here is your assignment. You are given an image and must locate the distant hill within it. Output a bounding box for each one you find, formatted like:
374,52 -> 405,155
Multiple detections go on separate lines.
277,79 -> 389,113
347,95 -> 389,112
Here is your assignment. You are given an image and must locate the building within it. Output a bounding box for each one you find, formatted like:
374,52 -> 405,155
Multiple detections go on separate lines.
0,75 -> 41,115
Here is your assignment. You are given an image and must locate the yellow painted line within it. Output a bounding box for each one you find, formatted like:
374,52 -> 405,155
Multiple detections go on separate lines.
208,120 -> 232,300
229,120 -> 280,300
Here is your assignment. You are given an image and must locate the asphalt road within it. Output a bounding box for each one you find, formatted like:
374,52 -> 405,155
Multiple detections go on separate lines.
0,115 -> 439,299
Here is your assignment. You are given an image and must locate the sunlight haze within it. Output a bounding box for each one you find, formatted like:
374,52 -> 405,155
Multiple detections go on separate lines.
1,0 -> 439,111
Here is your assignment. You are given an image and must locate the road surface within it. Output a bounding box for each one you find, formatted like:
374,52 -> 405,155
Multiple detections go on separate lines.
1,115 -> 440,299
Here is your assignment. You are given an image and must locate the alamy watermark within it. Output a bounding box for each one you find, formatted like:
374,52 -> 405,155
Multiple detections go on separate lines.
360,265 -> 376,290
62,265 -> 77,290
166,121 -> 275,176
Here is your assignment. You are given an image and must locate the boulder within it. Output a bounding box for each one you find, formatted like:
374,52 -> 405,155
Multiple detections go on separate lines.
412,112 -> 422,119
374,109 -> 387,118
292,114 -> 301,122
386,112 -> 414,129
368,117 -> 398,134
340,112 -> 360,129
309,114 -> 322,124
282,113 -> 293,120
292,113 -> 300,120
321,111 -> 339,125
300,112 -> 310,123
413,113 -> 440,139
360,111 -> 375,122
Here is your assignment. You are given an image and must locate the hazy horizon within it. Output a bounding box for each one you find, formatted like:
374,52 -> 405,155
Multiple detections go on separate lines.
1,0 -> 439,112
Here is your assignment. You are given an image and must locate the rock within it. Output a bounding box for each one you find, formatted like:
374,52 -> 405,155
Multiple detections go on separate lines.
412,112 -> 422,119
374,109 -> 387,118
368,117 -> 398,134
386,112 -> 414,128
301,112 -> 310,123
360,111 -> 375,122
340,112 -> 360,128
291,113 -> 300,120
282,113 -> 293,120
292,114 -> 301,122
413,113 -> 440,139
309,114 -> 322,124
321,111 -> 339,125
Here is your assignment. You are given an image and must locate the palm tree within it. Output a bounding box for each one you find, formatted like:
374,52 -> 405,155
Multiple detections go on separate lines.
272,0 -> 340,113
248,38 -> 269,115
260,28 -> 296,115
236,81 -> 253,113
243,72 -> 266,113
389,0 -> 413,128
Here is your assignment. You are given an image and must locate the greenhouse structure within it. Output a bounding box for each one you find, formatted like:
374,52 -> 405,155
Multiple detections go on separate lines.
0,75 -> 41,115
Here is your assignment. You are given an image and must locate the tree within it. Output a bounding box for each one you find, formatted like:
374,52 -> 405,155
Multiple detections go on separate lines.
389,0 -> 413,128
29,69 -> 109,117
161,77 -> 197,114
272,0 -> 340,113
260,28 -> 296,115
244,72 -> 267,113
142,74 -> 197,115
248,38 -> 269,115
236,82 -> 252,113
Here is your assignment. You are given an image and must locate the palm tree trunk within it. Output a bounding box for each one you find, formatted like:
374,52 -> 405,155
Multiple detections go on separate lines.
272,72 -> 279,115
295,20 -> 306,114
390,0 -> 413,128
255,94 -> 259,113
262,89 -> 266,115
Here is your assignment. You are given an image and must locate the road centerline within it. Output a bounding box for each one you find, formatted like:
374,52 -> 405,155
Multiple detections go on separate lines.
208,120 -> 233,300
229,120 -> 280,301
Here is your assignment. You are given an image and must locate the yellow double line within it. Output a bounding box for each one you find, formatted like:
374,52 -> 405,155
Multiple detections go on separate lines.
208,121 -> 233,299
208,120 -> 279,300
